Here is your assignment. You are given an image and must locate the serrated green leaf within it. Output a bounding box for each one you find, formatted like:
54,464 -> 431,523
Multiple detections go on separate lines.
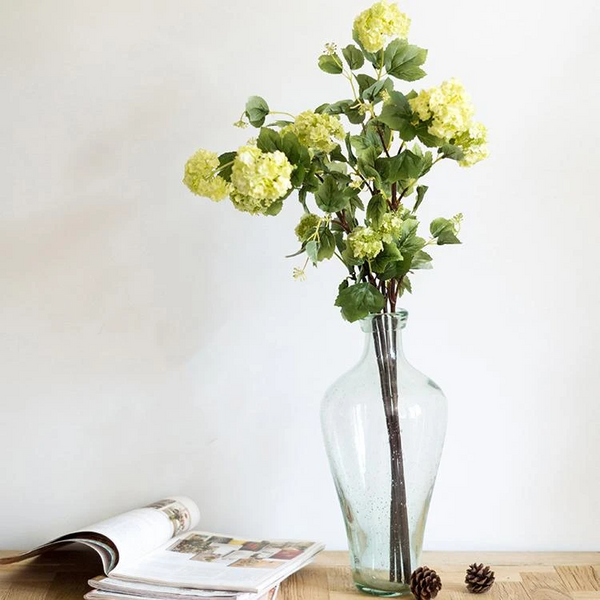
343,103 -> 365,125
440,144 -> 465,161
356,74 -> 377,96
324,99 -> 353,115
371,242 -> 402,274
375,150 -> 423,184
362,78 -> 393,103
416,123 -> 443,147
366,193 -> 387,228
245,96 -> 270,127
342,44 -> 364,70
413,185 -> 428,212
264,199 -> 284,216
306,240 -> 319,264
317,228 -> 336,261
315,175 -> 348,213
384,39 -> 428,81
318,54 -> 343,74
257,127 -> 281,153
411,250 -> 433,270
430,217 -> 461,245
378,91 -> 416,140
329,145 -> 347,163
217,151 -> 236,182
399,276 -> 412,295
334,282 -> 385,322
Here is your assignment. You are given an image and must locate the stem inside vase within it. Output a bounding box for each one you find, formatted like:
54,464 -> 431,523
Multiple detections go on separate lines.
372,315 -> 412,584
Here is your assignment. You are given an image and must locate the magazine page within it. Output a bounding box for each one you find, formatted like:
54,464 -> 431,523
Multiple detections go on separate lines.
89,577 -> 280,600
0,496 -> 199,574
109,531 -> 323,593
85,586 -> 278,600
81,497 -> 200,569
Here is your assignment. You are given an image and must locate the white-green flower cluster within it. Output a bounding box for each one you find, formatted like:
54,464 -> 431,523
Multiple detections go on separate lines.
348,226 -> 383,260
183,149 -> 231,201
409,78 -> 489,167
378,213 -> 403,243
230,145 -> 294,214
348,212 -> 405,260
455,122 -> 490,167
284,111 -> 345,154
353,0 -> 411,53
295,213 -> 321,242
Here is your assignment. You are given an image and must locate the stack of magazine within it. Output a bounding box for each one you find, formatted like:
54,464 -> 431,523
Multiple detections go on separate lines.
0,497 -> 324,600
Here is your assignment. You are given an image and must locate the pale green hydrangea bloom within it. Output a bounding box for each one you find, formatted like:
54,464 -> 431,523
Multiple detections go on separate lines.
348,226 -> 383,260
377,212 -> 403,243
284,111 -> 345,154
410,78 -> 475,142
457,122 -> 490,167
183,149 -> 231,202
230,144 -> 293,214
353,0 -> 411,53
295,213 -> 321,242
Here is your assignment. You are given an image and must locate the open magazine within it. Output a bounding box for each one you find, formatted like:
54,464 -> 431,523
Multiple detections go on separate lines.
0,497 -> 323,595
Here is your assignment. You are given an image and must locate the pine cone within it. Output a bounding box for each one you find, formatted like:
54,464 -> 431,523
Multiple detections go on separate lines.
465,563 -> 495,593
410,566 -> 442,600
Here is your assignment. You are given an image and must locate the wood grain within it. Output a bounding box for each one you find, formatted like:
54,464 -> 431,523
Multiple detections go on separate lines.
1,551 -> 599,600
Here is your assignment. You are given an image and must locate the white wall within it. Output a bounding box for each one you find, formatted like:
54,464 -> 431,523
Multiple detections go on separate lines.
1,0 -> 599,551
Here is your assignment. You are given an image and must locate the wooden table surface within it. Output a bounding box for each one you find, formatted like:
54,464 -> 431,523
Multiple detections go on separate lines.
1,550 -> 599,600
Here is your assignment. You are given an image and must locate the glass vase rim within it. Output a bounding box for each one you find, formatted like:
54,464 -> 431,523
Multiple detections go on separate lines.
359,310 -> 409,332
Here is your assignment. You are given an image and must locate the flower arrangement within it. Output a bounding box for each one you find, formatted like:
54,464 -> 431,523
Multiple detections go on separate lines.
183,2 -> 488,590
184,0 -> 488,323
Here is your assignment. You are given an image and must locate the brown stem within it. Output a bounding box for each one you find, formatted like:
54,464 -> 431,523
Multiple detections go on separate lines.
372,315 -> 412,585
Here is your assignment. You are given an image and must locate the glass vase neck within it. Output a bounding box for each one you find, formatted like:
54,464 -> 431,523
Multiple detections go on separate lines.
359,311 -> 408,333
359,311 -> 408,361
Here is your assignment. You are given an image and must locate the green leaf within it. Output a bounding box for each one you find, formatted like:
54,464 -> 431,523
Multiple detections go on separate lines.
402,150 -> 423,179
245,96 -> 270,127
305,240 -> 319,264
356,146 -> 382,188
315,175 -> 348,213
344,133 -> 357,166
413,185 -> 428,212
317,228 -> 336,260
298,188 -> 308,211
257,127 -> 282,153
334,282 -> 386,322
371,242 -> 402,274
362,78 -> 393,103
342,44 -> 364,70
343,103 -> 365,125
430,217 -> 461,245
282,132 -> 310,167
416,123 -> 443,147
375,150 -> 423,184
356,74 -> 376,96
378,91 -> 416,140
217,151 -> 236,182
399,276 -> 412,295
440,144 -> 465,161
329,145 -> 347,163
384,39 -> 428,81
411,250 -> 433,270
318,54 -> 343,75
322,99 -> 353,115
264,200 -> 284,216
366,193 -> 387,228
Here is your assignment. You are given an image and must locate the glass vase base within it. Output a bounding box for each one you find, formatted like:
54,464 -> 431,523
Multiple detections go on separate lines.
355,583 -> 411,598
354,573 -> 412,598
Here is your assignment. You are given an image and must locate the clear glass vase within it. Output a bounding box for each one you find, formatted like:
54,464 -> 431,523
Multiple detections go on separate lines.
321,311 -> 447,597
